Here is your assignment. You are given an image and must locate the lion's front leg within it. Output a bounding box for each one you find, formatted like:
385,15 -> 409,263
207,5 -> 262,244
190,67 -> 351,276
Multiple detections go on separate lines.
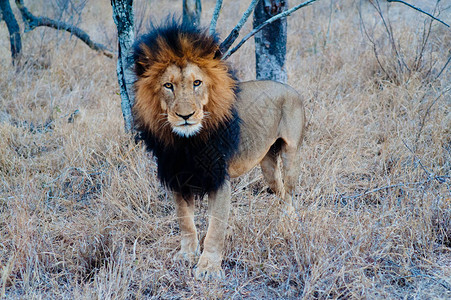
195,180 -> 231,280
174,192 -> 199,265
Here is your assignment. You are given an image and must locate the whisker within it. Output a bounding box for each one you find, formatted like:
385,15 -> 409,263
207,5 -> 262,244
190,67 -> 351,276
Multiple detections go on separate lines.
203,112 -> 211,120
157,119 -> 171,131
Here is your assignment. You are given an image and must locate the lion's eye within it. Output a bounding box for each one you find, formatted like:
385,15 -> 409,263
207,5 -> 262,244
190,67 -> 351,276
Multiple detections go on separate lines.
163,83 -> 173,89
193,80 -> 202,87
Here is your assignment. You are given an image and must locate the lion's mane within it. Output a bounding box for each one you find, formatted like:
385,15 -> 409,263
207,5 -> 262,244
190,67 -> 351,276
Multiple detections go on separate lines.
132,20 -> 241,197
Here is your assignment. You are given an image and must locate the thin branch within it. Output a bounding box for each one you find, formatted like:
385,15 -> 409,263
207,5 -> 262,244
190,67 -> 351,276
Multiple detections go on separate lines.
435,51 -> 451,81
402,139 -> 433,176
209,0 -> 223,35
372,0 -> 407,75
15,0 -> 113,58
358,2 -> 391,80
386,0 -> 450,28
222,0 -> 318,60
414,85 -> 451,145
219,0 -> 259,54
413,1 -> 439,72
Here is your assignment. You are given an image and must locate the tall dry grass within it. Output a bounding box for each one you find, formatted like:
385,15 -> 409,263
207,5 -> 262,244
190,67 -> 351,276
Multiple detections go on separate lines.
0,0 -> 450,298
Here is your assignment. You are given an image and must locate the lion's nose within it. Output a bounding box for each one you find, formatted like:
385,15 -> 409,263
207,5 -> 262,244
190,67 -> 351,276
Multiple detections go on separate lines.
176,112 -> 195,120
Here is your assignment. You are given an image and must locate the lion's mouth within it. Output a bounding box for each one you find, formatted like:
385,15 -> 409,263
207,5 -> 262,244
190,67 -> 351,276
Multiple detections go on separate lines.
172,122 -> 203,137
174,119 -> 199,126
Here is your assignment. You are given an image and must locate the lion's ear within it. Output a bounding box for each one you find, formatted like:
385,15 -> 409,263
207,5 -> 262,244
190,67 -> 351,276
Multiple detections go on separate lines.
134,53 -> 150,77
134,60 -> 147,77
213,48 -> 222,60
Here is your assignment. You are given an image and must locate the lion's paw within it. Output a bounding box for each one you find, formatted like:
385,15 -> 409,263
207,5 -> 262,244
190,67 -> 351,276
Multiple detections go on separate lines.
194,255 -> 224,281
194,265 -> 224,281
173,249 -> 199,267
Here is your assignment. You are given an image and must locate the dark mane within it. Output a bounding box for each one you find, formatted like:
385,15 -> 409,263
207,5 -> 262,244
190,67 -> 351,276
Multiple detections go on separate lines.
139,109 -> 240,198
132,19 -> 221,77
132,20 -> 241,198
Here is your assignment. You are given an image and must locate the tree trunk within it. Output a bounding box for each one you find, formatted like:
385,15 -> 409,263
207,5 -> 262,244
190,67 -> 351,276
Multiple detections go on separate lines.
111,0 -> 135,133
0,0 -> 22,63
253,0 -> 287,83
183,0 -> 201,27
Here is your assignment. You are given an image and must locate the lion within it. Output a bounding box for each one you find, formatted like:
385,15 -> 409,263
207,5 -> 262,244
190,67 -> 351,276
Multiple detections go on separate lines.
132,21 -> 305,280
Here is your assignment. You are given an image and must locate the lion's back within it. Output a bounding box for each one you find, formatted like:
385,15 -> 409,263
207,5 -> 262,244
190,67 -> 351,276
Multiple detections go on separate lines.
228,80 -> 305,177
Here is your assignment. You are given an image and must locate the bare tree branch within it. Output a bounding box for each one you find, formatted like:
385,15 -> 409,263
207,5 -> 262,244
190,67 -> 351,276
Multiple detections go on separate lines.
209,0 -> 223,35
222,0 -> 318,60
435,52 -> 451,81
219,0 -> 259,54
14,0 -> 113,58
386,0 -> 450,28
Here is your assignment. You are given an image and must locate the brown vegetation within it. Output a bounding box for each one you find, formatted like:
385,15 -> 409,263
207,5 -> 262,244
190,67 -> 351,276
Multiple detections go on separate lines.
0,0 -> 449,298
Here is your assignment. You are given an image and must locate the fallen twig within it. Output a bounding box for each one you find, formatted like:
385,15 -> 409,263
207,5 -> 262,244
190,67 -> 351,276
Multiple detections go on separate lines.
340,175 -> 448,201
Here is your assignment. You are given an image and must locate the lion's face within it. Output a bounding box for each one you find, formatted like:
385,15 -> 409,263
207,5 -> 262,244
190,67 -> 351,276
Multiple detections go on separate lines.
160,63 -> 209,137
133,27 -> 237,145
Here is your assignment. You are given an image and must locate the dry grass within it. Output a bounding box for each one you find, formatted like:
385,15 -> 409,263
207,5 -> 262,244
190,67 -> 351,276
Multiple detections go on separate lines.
1,0 -> 450,298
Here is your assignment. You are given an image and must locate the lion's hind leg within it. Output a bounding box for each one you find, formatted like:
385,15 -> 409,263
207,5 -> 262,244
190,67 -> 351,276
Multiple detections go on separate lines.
260,139 -> 284,196
280,139 -> 303,215
261,138 -> 301,215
